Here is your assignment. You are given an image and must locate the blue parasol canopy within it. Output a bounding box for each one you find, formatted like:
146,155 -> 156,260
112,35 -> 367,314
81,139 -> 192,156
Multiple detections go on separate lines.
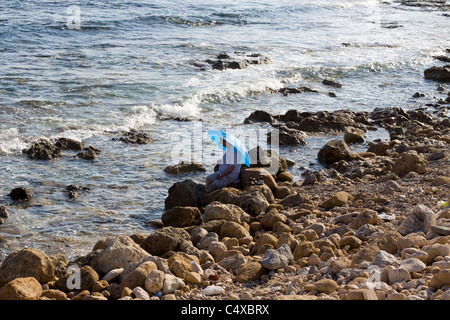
208,130 -> 250,167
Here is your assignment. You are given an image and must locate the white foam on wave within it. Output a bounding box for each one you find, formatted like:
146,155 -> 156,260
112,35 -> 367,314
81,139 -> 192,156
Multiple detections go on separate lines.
151,96 -> 201,119
119,105 -> 157,130
0,128 -> 28,154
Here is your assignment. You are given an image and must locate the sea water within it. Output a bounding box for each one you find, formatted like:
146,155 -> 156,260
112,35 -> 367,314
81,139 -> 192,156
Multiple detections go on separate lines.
0,0 -> 449,261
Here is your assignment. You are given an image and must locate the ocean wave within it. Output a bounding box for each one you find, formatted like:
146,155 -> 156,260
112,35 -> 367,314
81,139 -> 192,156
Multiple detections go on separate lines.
0,128 -> 27,154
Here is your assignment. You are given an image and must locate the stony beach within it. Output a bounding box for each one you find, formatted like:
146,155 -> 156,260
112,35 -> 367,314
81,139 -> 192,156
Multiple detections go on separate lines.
0,63 -> 449,301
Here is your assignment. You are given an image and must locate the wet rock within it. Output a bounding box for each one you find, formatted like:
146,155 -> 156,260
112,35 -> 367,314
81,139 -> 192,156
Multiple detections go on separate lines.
0,247 -> 55,285
54,137 -> 84,151
424,65 -> 450,82
113,130 -> 153,144
318,140 -> 352,164
243,110 -> 275,124
277,86 -> 318,96
0,206 -> 9,224
293,110 -> 371,133
203,52 -> 272,71
322,79 -> 343,88
165,179 -> 206,210
433,55 -> 450,63
140,226 -> 190,256
269,125 -> 307,146
9,187 -> 32,201
76,146 -> 101,160
161,206 -> 203,228
344,126 -> 365,144
370,107 -> 410,128
0,277 -> 42,300
23,139 -> 61,160
65,185 -> 90,199
163,161 -> 206,174
55,265 -> 99,293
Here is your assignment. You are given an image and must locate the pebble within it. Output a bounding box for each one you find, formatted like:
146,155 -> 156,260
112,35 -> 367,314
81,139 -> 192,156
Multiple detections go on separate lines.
132,287 -> 150,300
203,285 -> 225,296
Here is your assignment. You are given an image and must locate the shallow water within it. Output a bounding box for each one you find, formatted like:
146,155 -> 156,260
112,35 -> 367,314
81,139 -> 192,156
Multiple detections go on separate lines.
0,0 -> 449,261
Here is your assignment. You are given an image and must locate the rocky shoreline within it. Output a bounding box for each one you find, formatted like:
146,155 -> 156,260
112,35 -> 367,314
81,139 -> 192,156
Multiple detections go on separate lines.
0,64 -> 449,301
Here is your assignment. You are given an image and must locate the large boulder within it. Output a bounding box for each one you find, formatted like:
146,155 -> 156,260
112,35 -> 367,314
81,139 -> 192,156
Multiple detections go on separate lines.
220,221 -> 251,239
318,140 -> 352,164
23,139 -> 61,160
392,150 -> 429,177
163,162 -> 206,174
161,206 -> 202,228
424,65 -> 450,82
54,265 -> 99,293
119,261 -> 157,291
165,179 -> 206,210
239,189 -> 269,216
140,226 -> 190,256
0,248 -> 55,285
9,187 -> 33,201
54,137 -> 84,150
268,125 -> 307,146
90,235 -> 150,274
205,187 -> 242,206
344,126 -> 365,144
0,277 -> 42,300
204,201 -> 250,224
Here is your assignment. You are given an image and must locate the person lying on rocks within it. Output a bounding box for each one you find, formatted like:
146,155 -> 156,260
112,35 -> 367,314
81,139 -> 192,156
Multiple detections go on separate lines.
205,138 -> 241,193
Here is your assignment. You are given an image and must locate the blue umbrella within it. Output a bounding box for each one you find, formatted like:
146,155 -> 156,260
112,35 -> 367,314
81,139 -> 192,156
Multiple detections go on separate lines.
208,130 -> 250,167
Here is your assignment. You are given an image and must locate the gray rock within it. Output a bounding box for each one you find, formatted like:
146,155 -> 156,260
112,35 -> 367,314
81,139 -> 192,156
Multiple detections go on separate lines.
400,258 -> 426,273
375,250 -> 398,267
90,235 -> 150,274
260,244 -> 293,270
